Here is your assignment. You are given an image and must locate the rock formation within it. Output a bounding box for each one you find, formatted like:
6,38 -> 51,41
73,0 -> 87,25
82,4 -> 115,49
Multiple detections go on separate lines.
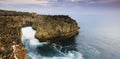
0,9 -> 79,59
0,16 -> 27,59
32,15 -> 79,42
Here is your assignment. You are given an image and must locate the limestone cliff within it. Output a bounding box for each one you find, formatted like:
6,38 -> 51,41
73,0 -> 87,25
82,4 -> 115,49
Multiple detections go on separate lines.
0,16 -> 27,59
32,15 -> 79,42
0,9 -> 79,59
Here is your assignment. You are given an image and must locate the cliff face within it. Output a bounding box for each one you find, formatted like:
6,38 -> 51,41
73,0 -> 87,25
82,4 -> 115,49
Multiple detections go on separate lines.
0,16 -> 27,59
0,9 -> 79,59
32,15 -> 79,42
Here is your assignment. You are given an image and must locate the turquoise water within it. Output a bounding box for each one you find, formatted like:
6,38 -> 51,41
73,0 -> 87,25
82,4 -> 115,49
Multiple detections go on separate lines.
22,15 -> 120,59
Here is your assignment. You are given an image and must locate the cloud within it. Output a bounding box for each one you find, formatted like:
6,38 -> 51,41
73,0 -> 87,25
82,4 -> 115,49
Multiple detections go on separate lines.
68,0 -> 82,2
0,0 -> 8,1
0,0 -> 58,6
97,0 -> 120,3
0,0 -> 120,8
67,0 -> 120,4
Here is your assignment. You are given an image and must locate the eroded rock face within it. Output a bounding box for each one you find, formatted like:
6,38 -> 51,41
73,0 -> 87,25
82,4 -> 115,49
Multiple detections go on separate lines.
0,9 -> 79,58
32,15 -> 79,42
10,45 -> 27,59
0,16 -> 27,59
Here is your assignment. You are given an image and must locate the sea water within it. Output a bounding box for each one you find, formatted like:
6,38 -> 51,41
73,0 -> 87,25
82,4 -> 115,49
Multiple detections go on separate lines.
22,27 -> 84,59
21,15 -> 120,59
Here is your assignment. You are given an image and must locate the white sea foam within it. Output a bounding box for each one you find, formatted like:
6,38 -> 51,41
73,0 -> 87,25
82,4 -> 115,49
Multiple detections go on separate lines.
28,50 -> 84,59
22,27 -> 84,59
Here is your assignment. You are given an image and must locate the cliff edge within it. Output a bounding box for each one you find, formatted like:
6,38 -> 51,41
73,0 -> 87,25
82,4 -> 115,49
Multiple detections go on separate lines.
0,9 -> 79,59
32,15 -> 79,42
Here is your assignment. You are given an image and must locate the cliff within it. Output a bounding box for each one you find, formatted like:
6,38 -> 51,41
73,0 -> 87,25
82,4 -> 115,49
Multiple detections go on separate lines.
0,16 -> 27,59
32,15 -> 79,42
0,9 -> 79,59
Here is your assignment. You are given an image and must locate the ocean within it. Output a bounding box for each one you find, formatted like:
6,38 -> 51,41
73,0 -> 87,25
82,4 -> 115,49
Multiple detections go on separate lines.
22,14 -> 120,59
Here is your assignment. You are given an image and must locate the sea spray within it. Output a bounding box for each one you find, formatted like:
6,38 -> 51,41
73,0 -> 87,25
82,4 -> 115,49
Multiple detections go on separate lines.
22,27 -> 84,59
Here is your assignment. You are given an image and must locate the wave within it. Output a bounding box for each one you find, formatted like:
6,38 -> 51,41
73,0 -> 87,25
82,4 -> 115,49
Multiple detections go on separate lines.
22,36 -> 84,59
22,27 -> 84,59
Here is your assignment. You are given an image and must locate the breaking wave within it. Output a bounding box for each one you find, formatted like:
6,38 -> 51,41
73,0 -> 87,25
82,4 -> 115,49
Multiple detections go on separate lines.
22,27 -> 84,59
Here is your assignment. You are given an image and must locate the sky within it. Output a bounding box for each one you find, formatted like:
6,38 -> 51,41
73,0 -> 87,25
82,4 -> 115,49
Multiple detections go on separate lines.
0,0 -> 120,15
0,0 -> 120,40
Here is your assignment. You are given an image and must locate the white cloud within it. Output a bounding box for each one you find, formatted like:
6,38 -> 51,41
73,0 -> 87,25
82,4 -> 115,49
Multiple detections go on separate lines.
68,0 -> 120,4
0,0 -> 120,7
0,0 -> 58,6
68,0 -> 90,2
69,0 -> 81,2
98,0 -> 118,3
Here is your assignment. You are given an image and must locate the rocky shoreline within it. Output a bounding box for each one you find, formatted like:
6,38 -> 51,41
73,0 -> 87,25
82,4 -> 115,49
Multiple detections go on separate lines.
0,9 -> 79,59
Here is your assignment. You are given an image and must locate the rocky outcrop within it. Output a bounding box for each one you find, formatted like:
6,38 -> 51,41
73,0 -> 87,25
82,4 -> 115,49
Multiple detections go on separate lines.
0,9 -> 79,59
32,15 -> 79,42
0,16 -> 27,59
